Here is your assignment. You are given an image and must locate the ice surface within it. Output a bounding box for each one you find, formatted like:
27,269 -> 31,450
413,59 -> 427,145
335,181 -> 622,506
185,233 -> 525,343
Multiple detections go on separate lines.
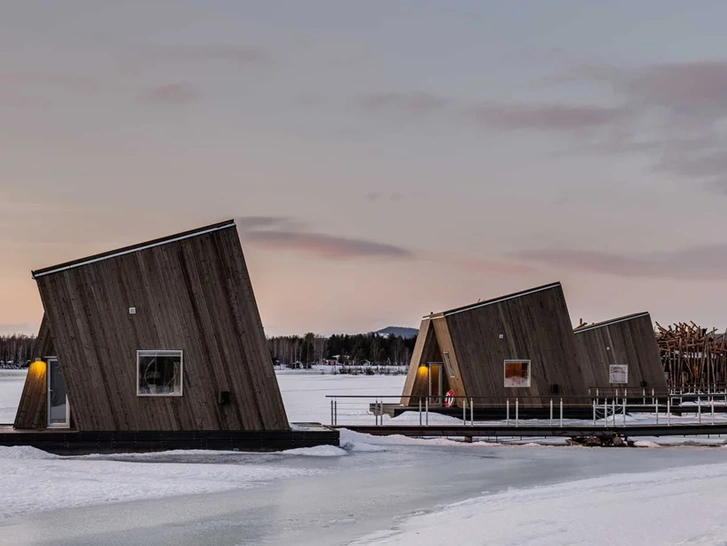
349,462 -> 727,545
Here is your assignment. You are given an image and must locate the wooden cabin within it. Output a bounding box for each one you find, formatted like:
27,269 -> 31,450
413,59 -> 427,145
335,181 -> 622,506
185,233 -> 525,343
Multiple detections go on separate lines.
400,282 -> 590,408
574,312 -> 667,392
14,220 -> 290,432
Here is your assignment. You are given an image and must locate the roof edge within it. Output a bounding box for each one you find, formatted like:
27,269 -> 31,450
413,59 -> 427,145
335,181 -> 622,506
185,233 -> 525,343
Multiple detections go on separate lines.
573,312 -> 651,334
32,219 -> 237,279
436,282 -> 563,318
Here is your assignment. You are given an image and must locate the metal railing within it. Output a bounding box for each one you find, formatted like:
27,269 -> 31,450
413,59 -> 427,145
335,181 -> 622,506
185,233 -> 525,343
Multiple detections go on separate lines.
324,393 -> 727,429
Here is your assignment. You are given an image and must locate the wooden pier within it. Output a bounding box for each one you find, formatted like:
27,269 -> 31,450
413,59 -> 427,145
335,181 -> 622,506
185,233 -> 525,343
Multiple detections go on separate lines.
339,422 -> 727,440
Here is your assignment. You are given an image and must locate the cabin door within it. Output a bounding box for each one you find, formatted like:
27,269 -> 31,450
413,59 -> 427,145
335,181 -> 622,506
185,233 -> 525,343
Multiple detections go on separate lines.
47,357 -> 70,428
427,362 -> 445,406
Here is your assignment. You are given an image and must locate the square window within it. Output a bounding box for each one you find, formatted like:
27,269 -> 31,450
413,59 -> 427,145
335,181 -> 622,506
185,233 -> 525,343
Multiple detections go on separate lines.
137,350 -> 183,396
609,364 -> 628,385
504,359 -> 531,388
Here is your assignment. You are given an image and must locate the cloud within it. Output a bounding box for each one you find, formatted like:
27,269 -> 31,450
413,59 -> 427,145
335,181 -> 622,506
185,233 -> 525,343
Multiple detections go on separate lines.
141,83 -> 200,104
0,71 -> 105,92
365,192 -> 403,202
235,216 -> 301,231
470,102 -> 628,132
356,91 -> 449,114
124,45 -> 267,67
514,244 -> 727,281
243,230 -> 414,259
235,215 -> 412,260
529,58 -> 727,194
442,256 -> 537,276
620,60 -> 727,113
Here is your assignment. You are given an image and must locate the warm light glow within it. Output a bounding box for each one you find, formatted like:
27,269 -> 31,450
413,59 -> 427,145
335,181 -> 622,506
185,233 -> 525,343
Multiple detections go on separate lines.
417,365 -> 429,376
28,360 -> 46,379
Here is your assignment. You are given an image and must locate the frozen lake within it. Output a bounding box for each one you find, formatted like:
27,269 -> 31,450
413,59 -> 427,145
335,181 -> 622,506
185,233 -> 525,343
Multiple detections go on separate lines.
2,370 -> 727,545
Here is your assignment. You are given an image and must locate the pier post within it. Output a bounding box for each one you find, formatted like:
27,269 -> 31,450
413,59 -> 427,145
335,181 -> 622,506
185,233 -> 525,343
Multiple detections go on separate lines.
667,397 -> 670,426
698,396 -> 702,424
592,399 -> 596,425
550,399 -> 553,426
331,399 -> 334,427
419,397 -> 422,426
559,398 -> 563,427
470,398 -> 474,426
506,399 -> 510,425
515,399 -> 519,427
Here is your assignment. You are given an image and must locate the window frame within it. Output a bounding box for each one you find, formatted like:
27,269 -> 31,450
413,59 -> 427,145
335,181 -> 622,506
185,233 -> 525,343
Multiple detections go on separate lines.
136,350 -> 184,397
503,359 -> 532,388
609,364 -> 628,385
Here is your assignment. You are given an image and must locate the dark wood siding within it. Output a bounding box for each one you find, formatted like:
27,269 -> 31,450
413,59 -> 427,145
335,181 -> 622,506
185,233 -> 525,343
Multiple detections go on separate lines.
441,283 -> 587,407
574,313 -> 667,391
35,224 -> 289,432
13,316 -> 54,429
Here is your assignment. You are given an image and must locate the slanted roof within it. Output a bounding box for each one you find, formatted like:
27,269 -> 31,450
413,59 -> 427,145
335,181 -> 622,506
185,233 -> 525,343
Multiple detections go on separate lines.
431,282 -> 562,318
32,220 -> 236,279
573,312 -> 651,334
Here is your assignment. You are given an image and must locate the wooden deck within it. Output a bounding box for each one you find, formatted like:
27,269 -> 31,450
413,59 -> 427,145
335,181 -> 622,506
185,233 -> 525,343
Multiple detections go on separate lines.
0,424 -> 339,455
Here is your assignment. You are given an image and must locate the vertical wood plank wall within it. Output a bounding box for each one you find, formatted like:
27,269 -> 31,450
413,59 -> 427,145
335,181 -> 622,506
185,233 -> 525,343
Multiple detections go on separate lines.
13,316 -> 54,429
574,313 -> 667,390
442,283 -> 587,407
35,224 -> 289,432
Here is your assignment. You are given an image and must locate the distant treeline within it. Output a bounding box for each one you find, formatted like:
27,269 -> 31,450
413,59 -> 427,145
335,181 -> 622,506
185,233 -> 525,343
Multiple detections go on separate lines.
268,333 -> 416,367
0,331 -> 416,369
0,334 -> 37,368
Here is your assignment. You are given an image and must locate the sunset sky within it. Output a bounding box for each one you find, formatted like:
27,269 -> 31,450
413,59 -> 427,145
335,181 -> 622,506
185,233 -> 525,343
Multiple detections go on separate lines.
4,1 -> 727,336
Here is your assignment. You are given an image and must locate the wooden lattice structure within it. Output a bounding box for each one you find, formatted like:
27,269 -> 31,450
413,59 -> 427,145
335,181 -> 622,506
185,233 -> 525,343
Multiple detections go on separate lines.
655,322 -> 727,389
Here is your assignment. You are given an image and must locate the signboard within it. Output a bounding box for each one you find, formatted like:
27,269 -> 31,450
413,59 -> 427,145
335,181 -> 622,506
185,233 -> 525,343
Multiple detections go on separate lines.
504,359 -> 531,388
609,364 -> 628,385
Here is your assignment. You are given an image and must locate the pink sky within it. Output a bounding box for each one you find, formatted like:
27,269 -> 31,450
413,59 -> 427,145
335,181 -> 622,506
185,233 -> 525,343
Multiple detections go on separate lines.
4,1 -> 727,336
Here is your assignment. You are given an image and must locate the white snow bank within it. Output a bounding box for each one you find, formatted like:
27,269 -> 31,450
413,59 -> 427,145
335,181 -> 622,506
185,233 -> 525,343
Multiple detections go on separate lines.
0,446 -> 59,460
632,440 -> 661,448
0,449 -> 324,521
349,462 -> 727,546
279,445 -> 348,457
388,411 -> 464,424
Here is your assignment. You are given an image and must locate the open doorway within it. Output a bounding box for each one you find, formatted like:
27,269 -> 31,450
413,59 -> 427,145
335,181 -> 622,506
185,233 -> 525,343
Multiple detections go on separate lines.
47,357 -> 70,428
426,362 -> 447,406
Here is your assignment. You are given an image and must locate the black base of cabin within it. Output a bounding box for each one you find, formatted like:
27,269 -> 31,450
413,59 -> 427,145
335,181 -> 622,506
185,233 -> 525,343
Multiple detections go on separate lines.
0,424 -> 339,456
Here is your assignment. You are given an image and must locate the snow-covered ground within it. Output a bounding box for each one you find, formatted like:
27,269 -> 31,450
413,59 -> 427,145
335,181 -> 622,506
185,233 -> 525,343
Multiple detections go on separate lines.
351,461 -> 727,546
0,370 -> 25,424
3,370 -> 727,545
